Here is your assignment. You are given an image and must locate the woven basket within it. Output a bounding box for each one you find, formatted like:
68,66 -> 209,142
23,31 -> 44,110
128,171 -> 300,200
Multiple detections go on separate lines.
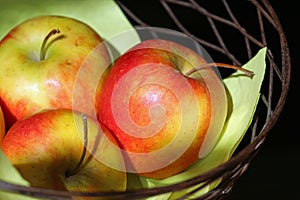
0,0 -> 290,199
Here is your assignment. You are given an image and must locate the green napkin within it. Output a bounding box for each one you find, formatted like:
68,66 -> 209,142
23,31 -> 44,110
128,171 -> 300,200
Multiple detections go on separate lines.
0,149 -> 33,200
0,0 -> 140,54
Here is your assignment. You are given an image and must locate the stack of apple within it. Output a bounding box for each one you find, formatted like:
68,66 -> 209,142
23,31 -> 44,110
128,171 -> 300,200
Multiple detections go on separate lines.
0,15 -> 231,197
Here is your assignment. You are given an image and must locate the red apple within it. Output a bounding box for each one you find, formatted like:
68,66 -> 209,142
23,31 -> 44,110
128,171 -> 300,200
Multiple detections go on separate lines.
0,15 -> 110,129
98,39 -> 228,179
0,106 -> 5,143
1,108 -> 127,195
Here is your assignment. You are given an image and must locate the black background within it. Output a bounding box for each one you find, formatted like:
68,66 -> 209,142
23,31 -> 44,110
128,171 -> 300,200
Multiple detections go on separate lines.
118,1 -> 298,199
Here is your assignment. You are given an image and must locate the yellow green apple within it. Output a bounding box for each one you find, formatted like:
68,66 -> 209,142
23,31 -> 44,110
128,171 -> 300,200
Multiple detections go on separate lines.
98,39 -> 228,179
1,108 -> 127,196
0,15 -> 110,129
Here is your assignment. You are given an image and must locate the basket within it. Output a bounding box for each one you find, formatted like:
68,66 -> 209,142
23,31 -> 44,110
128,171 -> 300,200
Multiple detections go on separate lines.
0,0 -> 291,199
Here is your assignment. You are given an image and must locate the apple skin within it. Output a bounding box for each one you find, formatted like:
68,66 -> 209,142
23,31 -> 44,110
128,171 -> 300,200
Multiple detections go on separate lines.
1,108 -> 127,197
0,15 -> 110,129
98,39 -> 228,179
0,106 -> 5,143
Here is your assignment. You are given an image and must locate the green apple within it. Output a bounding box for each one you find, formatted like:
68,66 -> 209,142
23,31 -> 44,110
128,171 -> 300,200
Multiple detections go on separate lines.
0,106 -> 5,143
0,15 -> 110,129
1,108 -> 127,196
98,39 -> 228,179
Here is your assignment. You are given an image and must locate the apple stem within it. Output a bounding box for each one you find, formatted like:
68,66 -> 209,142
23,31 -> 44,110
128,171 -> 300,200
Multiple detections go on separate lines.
40,28 -> 60,61
184,62 -> 254,78
66,114 -> 88,177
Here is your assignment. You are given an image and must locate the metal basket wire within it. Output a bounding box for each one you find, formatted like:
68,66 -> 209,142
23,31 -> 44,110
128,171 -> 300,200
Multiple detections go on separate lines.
0,0 -> 291,199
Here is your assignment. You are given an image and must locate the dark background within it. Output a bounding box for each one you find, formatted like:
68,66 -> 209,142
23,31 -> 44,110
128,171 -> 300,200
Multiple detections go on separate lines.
118,1 -> 298,199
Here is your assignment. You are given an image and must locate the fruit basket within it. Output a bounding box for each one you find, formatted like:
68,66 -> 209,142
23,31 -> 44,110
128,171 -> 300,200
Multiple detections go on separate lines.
0,0 -> 291,199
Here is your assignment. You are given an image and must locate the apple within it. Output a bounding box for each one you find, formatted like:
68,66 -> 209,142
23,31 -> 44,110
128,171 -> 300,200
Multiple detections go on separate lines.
1,108 -> 127,196
98,39 -> 228,179
0,106 -> 5,143
0,15 -> 110,129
